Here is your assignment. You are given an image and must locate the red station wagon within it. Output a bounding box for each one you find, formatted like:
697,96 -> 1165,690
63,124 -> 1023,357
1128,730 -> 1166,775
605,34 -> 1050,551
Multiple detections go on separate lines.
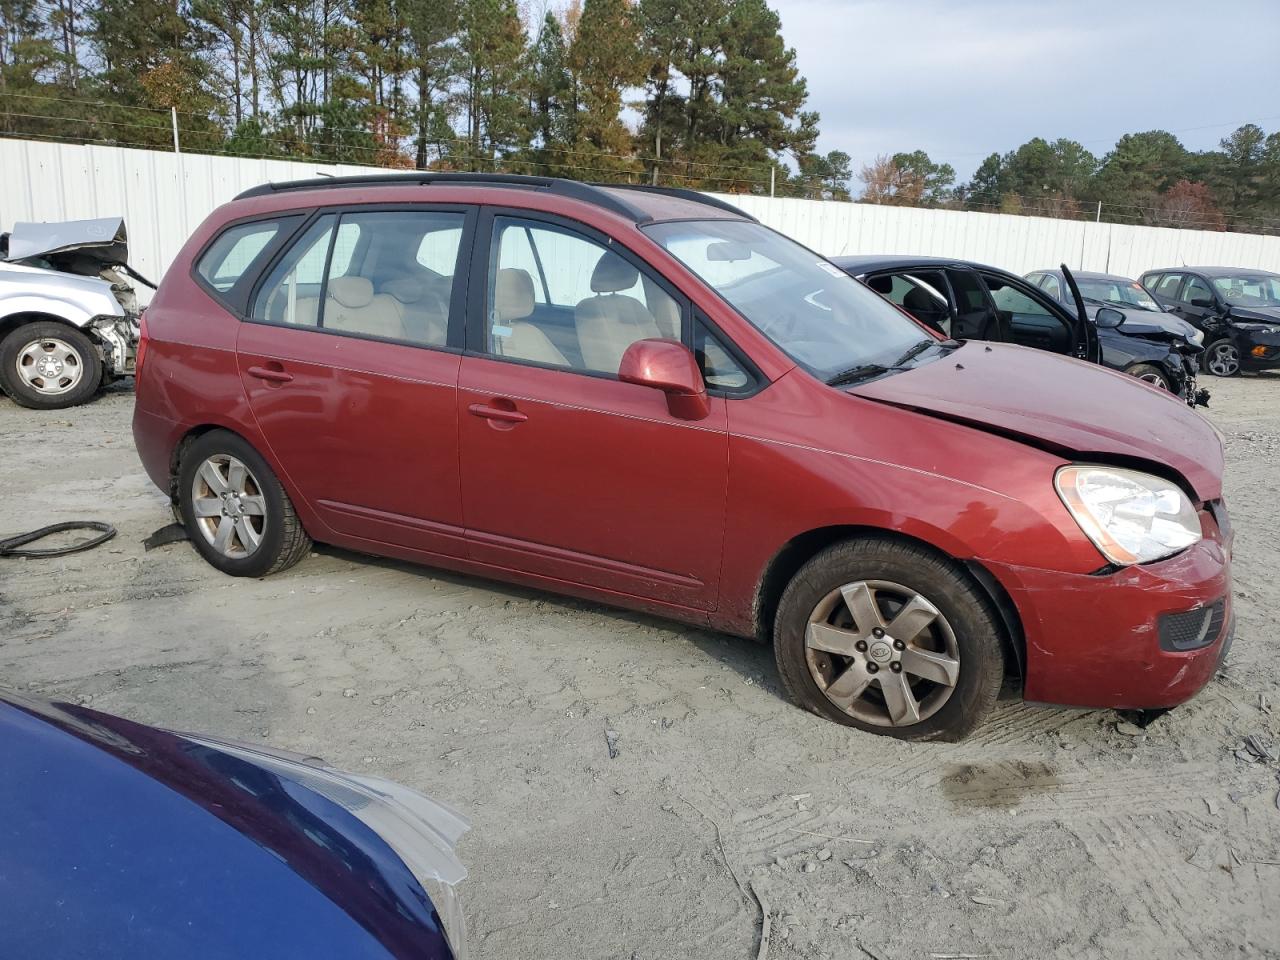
133,174 -> 1234,741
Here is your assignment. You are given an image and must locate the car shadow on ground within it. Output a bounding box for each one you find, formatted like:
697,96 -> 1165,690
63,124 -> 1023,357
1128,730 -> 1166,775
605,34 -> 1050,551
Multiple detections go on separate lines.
309,541 -> 792,702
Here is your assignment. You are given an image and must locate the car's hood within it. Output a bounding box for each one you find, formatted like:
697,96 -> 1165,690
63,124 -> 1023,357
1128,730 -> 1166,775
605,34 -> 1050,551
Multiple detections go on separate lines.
848,341 -> 1223,500
1093,305 -> 1200,341
4,217 -> 128,266
1229,306 -> 1280,324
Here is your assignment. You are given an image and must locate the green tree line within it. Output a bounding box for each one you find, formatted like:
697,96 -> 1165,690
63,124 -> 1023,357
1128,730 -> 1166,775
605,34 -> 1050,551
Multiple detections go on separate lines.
0,0 -> 852,196
860,126 -> 1280,234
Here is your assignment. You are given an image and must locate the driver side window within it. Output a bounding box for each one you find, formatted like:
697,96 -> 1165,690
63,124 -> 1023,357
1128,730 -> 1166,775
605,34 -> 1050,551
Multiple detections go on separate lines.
1181,276 -> 1213,305
980,273 -> 1074,355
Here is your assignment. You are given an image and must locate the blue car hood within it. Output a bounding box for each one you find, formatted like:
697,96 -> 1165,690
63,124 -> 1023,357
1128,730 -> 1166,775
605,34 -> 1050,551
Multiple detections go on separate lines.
0,695 -> 458,960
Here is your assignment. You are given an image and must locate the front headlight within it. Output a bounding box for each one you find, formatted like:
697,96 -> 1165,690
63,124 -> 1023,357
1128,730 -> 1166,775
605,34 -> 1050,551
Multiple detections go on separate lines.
1054,465 -> 1201,565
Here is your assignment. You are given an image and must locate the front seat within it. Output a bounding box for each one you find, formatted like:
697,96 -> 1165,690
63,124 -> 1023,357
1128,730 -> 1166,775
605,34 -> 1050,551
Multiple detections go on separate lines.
575,252 -> 663,373
902,285 -> 947,334
493,268 -> 569,366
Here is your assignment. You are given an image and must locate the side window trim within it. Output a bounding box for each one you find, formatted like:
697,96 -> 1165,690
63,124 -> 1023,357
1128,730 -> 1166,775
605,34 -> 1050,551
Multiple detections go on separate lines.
466,206 -> 692,375
241,202 -> 478,353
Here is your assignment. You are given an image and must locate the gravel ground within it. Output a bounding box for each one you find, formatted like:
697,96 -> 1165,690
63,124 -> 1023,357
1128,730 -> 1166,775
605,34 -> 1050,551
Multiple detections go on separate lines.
2,374 -> 1279,960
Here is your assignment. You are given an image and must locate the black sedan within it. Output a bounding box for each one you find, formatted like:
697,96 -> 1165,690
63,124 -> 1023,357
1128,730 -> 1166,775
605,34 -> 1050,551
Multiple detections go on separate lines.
1141,266 -> 1280,377
833,256 -> 1205,405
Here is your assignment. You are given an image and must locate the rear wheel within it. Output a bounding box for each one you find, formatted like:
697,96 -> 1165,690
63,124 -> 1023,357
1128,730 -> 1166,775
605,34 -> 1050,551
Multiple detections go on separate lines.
0,321 -> 103,409
773,538 -> 1004,741
1203,339 -> 1240,377
178,430 -> 311,577
1125,363 -> 1172,391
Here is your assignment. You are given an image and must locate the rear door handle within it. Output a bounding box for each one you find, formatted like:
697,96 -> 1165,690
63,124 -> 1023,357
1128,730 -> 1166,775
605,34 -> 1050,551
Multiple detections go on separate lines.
247,365 -> 294,384
468,402 -> 527,424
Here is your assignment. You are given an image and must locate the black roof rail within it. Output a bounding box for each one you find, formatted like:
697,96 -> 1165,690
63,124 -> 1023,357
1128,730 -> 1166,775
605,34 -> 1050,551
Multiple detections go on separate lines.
234,171 -> 651,221
232,172 -> 754,223
592,184 -> 757,221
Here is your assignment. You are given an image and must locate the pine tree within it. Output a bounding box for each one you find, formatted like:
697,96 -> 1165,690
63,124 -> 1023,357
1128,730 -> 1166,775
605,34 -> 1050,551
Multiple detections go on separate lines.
566,0 -> 642,177
454,0 -> 528,170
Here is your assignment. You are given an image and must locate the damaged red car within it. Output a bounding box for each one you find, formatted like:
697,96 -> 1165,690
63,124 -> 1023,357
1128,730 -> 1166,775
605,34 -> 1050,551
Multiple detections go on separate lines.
132,174 -> 1233,741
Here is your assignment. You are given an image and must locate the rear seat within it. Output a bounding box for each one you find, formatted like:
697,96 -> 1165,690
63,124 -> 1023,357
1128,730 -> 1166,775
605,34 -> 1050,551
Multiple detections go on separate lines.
379,275 -> 449,345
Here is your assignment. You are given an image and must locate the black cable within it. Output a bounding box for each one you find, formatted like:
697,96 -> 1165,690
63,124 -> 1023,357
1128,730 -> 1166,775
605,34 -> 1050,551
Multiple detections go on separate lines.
0,521 -> 117,559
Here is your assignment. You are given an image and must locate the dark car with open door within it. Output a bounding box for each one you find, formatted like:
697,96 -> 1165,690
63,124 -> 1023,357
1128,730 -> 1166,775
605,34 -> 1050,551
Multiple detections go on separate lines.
1026,267 -> 1206,401
1141,266 -> 1280,377
835,256 -> 1203,405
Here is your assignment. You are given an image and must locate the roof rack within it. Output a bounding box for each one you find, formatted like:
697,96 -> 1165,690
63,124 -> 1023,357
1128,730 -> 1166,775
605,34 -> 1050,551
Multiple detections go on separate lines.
591,184 -> 757,222
233,172 -> 753,223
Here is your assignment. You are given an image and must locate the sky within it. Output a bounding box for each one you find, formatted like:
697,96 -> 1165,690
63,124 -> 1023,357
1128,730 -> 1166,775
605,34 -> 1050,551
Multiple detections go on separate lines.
773,0 -> 1280,184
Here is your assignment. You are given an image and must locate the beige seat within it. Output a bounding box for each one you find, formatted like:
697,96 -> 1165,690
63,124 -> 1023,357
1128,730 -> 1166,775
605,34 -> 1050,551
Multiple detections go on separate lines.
575,253 -> 663,373
493,268 -> 568,366
322,276 -> 407,341
380,275 -> 448,345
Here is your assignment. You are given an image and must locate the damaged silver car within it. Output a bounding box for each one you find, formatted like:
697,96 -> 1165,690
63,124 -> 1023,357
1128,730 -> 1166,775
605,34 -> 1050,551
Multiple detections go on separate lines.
0,218 -> 151,408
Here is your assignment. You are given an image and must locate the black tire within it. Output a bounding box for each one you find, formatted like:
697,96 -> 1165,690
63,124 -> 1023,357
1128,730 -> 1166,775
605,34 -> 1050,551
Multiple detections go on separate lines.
0,321 -> 103,409
773,537 -> 1005,742
1124,363 -> 1172,392
177,429 -> 311,577
1202,338 -> 1241,377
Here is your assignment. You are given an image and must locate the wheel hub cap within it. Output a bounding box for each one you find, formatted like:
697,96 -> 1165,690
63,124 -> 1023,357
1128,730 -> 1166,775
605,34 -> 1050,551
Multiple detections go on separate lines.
804,579 -> 961,727
16,338 -> 82,395
191,455 -> 267,559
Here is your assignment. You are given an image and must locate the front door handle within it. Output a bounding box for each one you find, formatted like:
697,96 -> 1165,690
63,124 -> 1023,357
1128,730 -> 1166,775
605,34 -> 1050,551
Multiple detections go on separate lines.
468,402 -> 527,424
247,365 -> 294,384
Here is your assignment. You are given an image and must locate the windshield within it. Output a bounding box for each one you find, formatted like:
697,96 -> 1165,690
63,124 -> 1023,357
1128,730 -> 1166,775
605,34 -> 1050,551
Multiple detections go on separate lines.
643,219 -> 929,381
1078,278 -> 1160,311
1212,275 -> 1280,307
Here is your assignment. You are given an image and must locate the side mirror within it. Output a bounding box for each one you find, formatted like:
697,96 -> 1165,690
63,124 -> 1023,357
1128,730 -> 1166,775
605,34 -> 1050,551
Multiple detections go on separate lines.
618,338 -> 710,421
1095,307 -> 1125,328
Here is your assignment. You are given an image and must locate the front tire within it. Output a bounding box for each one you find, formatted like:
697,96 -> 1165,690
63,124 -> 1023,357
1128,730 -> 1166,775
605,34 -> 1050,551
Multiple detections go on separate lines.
1125,363 -> 1172,391
0,321 -> 103,409
1203,339 -> 1240,377
178,430 -> 311,577
773,538 -> 1005,742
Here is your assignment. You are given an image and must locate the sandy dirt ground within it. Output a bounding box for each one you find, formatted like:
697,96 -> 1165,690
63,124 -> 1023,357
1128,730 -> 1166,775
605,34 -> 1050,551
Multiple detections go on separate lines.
2,373 -> 1279,960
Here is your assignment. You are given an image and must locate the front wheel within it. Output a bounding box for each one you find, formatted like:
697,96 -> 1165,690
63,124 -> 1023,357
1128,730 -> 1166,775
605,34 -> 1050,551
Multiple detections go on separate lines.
0,321 -> 103,409
1124,363 -> 1172,392
1203,339 -> 1240,377
773,538 -> 1005,741
178,429 -> 311,577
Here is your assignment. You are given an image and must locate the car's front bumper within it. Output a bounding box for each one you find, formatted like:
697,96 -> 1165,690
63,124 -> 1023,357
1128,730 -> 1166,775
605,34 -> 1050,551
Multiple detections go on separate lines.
1238,326 -> 1280,369
983,505 -> 1233,710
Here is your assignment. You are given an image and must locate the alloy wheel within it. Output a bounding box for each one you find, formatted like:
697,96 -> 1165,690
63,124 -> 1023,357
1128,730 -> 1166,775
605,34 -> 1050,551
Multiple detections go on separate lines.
1136,371 -> 1168,390
804,579 -> 961,727
16,338 -> 84,396
1207,342 -> 1240,377
190,454 -> 268,559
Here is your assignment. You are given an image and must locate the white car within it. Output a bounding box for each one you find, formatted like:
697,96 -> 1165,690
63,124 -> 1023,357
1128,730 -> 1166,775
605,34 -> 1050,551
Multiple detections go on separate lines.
0,218 -> 147,408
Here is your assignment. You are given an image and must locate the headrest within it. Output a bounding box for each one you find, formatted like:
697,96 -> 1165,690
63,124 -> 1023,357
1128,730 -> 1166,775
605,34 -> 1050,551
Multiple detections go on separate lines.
381,276 -> 424,303
328,276 -> 374,308
496,268 -> 534,322
591,252 -> 639,294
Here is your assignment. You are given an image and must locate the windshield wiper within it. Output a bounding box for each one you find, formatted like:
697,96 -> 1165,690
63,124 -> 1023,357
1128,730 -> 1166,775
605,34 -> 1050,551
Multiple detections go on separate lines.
826,363 -> 889,386
826,339 -> 942,387
890,339 -> 937,367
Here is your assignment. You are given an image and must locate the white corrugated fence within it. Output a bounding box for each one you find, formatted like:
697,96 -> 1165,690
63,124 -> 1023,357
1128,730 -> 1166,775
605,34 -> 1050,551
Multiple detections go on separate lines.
4,138 -> 1279,292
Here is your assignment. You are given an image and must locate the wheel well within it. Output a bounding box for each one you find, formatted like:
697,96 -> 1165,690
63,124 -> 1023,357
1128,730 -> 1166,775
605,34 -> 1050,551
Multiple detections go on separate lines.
168,424 -> 238,502
0,312 -> 86,344
752,525 -> 1025,679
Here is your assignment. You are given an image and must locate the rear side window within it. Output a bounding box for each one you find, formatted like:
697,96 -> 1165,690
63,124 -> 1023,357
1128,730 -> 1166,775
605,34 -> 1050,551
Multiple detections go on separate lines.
1154,273 -> 1184,298
196,218 -> 298,296
251,210 -> 465,347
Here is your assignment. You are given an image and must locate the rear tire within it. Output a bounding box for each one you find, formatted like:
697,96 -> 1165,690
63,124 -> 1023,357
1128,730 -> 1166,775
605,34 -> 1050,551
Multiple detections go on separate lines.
1124,363 -> 1172,391
177,429 -> 311,577
0,321 -> 103,409
773,538 -> 1004,742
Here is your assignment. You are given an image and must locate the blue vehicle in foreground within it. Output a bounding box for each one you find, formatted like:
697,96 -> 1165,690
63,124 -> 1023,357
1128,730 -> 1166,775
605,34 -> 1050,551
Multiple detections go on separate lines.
0,691 -> 469,959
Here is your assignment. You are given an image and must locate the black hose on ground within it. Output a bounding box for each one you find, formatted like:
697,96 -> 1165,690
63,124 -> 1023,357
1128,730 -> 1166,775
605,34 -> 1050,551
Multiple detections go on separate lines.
0,521 -> 117,558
